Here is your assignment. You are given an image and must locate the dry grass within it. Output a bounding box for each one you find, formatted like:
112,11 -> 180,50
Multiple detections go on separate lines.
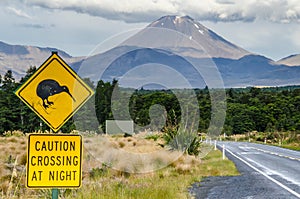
0,132 -> 239,198
0,134 -> 28,198
69,146 -> 238,199
83,133 -> 183,173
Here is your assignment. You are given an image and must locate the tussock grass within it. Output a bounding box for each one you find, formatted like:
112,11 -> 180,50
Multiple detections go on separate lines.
68,149 -> 238,199
0,133 -> 239,199
68,133 -> 238,199
0,134 -> 28,198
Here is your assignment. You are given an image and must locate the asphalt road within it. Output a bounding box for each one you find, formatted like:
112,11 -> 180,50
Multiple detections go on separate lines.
190,142 -> 300,199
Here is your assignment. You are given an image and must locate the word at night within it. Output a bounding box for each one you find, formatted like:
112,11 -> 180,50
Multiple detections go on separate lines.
31,170 -> 78,182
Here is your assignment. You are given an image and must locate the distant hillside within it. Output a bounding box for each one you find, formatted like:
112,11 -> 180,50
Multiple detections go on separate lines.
0,41 -> 82,80
276,54 -> 300,66
2,15 -> 300,88
72,15 -> 300,88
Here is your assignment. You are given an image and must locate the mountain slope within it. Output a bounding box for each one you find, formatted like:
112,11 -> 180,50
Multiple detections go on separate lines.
213,55 -> 300,87
0,41 -> 82,79
124,15 -> 249,59
74,15 -> 300,88
2,15 -> 300,88
276,54 -> 300,66
150,15 -> 250,59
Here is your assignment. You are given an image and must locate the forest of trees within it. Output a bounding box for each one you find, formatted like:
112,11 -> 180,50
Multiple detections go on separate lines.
1,67 -> 300,135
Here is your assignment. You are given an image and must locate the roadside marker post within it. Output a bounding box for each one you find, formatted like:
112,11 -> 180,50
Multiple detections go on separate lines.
214,140 -> 217,150
222,144 -> 226,160
14,52 -> 94,199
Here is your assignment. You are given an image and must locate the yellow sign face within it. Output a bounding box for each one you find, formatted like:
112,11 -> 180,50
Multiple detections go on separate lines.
15,52 -> 94,132
27,134 -> 82,188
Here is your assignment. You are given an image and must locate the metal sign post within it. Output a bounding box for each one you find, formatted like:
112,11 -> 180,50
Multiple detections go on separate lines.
52,188 -> 58,199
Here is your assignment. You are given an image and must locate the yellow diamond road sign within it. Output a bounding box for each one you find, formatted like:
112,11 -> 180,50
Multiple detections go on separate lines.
15,52 -> 94,132
27,134 -> 82,188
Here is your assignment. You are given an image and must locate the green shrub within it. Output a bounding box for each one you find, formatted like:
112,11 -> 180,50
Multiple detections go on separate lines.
89,163 -> 109,180
186,137 -> 201,156
145,134 -> 160,141
163,125 -> 201,156
163,125 -> 178,145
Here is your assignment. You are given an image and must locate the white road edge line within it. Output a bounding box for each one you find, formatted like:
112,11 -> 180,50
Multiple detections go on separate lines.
254,148 -> 300,161
225,147 -> 300,198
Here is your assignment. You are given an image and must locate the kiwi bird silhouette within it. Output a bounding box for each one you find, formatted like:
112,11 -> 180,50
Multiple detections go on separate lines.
36,79 -> 76,109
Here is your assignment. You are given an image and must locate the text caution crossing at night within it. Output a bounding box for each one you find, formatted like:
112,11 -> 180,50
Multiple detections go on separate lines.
27,134 -> 82,188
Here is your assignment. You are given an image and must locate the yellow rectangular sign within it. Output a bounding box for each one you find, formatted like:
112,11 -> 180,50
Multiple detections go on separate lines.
27,134 -> 82,188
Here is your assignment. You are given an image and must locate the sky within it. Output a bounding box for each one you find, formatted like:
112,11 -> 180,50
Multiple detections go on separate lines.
1,0 -> 300,61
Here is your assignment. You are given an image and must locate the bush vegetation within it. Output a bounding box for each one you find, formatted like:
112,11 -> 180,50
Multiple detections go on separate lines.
2,69 -> 300,138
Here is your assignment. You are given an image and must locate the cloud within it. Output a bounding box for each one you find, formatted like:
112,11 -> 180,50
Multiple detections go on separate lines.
20,0 -> 300,23
6,6 -> 32,19
19,23 -> 45,29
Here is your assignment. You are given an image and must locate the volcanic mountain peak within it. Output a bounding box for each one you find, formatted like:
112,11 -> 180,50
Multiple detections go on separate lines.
149,15 -> 208,34
139,15 -> 250,59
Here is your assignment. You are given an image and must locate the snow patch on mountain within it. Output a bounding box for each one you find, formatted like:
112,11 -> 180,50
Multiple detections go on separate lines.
145,15 -> 250,59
